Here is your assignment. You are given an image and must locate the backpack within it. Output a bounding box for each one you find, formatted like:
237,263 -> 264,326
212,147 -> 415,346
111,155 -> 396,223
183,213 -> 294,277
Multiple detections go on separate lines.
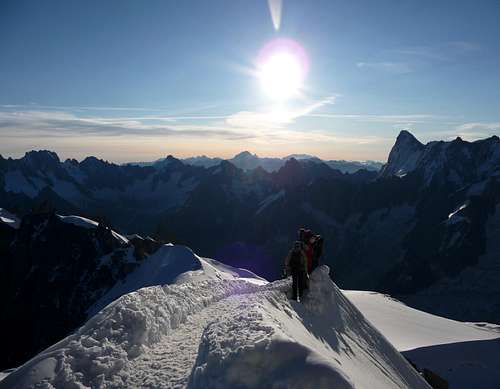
313,236 -> 324,259
289,248 -> 303,272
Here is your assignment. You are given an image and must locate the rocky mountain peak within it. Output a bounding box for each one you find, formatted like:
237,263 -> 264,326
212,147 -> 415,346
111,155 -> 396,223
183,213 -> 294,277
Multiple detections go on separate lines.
22,150 -> 61,169
379,131 -> 424,178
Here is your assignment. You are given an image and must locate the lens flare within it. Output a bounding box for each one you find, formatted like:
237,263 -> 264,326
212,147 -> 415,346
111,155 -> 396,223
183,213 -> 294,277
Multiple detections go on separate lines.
257,38 -> 308,101
267,0 -> 283,31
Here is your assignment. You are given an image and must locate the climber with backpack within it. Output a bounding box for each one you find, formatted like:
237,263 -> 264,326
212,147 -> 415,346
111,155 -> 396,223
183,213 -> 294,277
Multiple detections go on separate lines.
284,240 -> 308,301
298,228 -> 325,273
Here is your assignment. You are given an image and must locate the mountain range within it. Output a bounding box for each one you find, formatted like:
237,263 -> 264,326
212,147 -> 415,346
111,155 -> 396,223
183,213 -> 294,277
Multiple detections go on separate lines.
1,130 -> 499,371
129,151 -> 384,174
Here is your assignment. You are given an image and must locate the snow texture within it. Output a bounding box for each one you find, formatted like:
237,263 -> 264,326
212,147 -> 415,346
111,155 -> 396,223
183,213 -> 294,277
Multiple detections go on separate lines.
0,371 -> 11,383
1,259 -> 428,389
345,290 -> 499,351
346,290 -> 500,389
88,244 -> 266,317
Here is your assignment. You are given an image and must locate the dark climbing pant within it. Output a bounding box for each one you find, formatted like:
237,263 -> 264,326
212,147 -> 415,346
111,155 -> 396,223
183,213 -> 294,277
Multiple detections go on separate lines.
292,271 -> 307,301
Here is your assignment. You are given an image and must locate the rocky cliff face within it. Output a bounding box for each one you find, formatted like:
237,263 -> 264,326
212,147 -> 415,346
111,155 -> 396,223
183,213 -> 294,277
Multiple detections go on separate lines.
0,210 -> 161,369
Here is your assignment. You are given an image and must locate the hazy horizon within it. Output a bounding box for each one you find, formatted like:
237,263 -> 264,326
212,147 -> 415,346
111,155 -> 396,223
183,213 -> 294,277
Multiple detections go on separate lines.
1,0 -> 499,162
1,146 -> 388,164
3,129 -> 499,165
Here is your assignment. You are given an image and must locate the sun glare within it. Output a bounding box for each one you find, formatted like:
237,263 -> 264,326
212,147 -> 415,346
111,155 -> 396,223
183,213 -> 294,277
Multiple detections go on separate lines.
259,52 -> 302,100
257,38 -> 308,101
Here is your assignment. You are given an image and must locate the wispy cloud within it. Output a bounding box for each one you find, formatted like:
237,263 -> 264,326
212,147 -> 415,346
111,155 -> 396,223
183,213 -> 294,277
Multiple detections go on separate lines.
0,98 -> 395,154
225,96 -> 336,128
0,110 -> 252,140
307,113 -> 438,124
358,41 -> 481,73
425,122 -> 499,142
391,41 -> 481,62
356,61 -> 413,74
0,97 -> 338,145
455,122 -> 500,132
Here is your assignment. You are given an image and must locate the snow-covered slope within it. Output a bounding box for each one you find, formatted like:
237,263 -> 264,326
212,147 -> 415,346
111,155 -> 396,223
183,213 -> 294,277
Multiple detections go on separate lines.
1,261 -> 428,389
346,290 -> 500,389
346,291 -> 499,351
57,214 -> 130,244
87,243 -> 266,317
0,208 -> 20,229
0,372 -> 12,384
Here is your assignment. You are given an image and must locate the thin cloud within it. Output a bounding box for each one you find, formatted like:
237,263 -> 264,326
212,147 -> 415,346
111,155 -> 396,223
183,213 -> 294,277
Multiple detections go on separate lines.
426,124 -> 498,142
0,110 -> 255,140
226,96 -> 336,128
0,102 -> 391,150
392,41 -> 481,61
308,113 -> 438,124
358,41 -> 481,73
356,61 -> 413,74
455,122 -> 500,132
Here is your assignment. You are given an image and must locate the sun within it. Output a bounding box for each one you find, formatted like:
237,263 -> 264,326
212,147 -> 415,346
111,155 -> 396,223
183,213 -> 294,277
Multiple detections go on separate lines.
259,52 -> 302,100
256,38 -> 308,101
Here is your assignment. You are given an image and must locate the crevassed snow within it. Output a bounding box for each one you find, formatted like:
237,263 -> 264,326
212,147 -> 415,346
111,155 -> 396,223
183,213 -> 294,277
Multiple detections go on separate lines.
57,214 -> 129,244
0,208 -> 21,229
1,265 -> 428,389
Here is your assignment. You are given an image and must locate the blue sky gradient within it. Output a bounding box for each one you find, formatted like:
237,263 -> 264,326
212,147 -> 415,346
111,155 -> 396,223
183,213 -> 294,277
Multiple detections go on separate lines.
1,0 -> 499,162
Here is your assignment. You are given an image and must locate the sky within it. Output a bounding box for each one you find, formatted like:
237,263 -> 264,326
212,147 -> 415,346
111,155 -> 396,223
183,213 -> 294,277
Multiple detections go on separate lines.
1,0 -> 499,163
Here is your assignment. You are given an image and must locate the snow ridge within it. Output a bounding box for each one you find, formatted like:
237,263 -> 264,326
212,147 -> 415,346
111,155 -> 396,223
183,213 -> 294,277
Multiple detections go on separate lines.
2,263 -> 429,389
2,279 -> 264,389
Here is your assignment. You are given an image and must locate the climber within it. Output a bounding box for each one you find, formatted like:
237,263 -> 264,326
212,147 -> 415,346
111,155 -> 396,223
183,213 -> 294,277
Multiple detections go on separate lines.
297,228 -> 324,273
284,240 -> 308,301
